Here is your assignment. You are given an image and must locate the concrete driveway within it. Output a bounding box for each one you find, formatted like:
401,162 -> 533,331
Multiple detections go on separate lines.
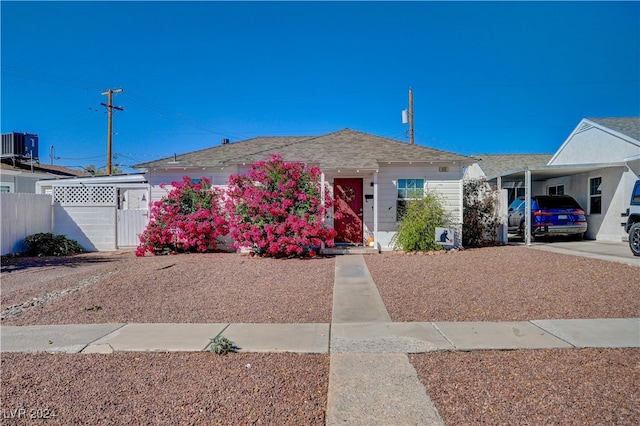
510,238 -> 639,267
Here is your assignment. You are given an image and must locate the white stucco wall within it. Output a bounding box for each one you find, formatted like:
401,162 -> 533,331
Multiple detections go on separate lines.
54,205 -> 116,251
591,168 -> 639,241
463,163 -> 485,180
550,126 -> 640,165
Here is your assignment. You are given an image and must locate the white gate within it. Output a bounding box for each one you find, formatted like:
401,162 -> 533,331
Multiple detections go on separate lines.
53,185 -> 118,251
50,184 -> 149,251
117,209 -> 148,247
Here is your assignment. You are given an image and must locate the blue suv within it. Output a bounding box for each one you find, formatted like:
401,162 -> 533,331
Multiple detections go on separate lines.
508,195 -> 588,240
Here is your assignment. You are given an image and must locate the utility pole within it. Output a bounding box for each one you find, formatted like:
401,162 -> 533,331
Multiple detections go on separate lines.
101,88 -> 123,175
408,87 -> 414,145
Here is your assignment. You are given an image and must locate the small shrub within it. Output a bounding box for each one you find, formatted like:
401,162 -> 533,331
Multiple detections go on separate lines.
209,335 -> 236,354
462,178 -> 501,247
392,192 -> 451,252
23,233 -> 84,257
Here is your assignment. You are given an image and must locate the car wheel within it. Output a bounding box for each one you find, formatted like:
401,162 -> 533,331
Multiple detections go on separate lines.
629,222 -> 640,257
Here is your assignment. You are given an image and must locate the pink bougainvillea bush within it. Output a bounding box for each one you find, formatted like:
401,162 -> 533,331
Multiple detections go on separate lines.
226,154 -> 336,257
136,177 -> 228,256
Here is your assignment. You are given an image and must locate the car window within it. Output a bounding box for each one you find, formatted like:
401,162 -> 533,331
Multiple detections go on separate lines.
508,199 -> 524,211
632,182 -> 640,205
536,196 -> 582,209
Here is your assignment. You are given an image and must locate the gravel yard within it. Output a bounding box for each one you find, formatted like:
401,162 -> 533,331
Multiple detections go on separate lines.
2,245 -> 639,424
412,348 -> 640,426
1,252 -> 335,325
1,352 -> 329,425
366,246 -> 640,321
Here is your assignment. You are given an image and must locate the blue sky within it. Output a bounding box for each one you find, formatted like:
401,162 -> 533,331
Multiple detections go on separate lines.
2,1 -> 639,173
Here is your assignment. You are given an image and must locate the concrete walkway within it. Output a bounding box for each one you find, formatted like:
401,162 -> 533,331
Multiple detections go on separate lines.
1,254 -> 639,425
327,256 -> 445,425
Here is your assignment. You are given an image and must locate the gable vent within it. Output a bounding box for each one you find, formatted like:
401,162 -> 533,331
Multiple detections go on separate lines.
576,122 -> 593,134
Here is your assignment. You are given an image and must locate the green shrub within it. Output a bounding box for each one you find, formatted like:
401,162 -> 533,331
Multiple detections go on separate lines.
392,192 -> 451,252
23,233 -> 84,257
209,335 -> 236,354
462,178 -> 501,247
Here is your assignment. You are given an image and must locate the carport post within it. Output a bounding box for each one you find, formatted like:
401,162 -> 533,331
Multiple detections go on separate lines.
496,176 -> 508,244
524,169 -> 532,246
373,171 -> 379,247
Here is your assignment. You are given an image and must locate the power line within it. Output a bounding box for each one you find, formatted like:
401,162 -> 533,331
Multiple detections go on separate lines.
1,65 -> 106,90
36,109 -> 102,131
57,155 -> 104,161
120,90 -> 249,140
4,63 -> 637,97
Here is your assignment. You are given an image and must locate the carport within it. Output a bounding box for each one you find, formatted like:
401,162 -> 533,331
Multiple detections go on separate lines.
487,162 -> 628,246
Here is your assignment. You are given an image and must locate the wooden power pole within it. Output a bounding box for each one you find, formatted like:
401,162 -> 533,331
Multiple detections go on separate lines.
409,87 -> 414,145
101,88 -> 124,175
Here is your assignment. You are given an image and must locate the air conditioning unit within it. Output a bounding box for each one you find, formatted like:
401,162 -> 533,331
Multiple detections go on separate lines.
1,132 -> 39,160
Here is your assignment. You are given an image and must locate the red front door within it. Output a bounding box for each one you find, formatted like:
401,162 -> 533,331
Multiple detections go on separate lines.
334,178 -> 363,244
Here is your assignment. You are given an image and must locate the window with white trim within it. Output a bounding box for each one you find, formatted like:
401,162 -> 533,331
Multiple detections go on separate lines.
589,177 -> 602,214
548,184 -> 564,195
396,178 -> 425,221
0,183 -> 14,193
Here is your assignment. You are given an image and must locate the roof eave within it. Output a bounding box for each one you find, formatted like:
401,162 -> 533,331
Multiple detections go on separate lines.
487,161 -> 629,181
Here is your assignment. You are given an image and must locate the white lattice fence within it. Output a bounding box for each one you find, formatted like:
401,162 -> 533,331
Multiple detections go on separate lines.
53,186 -> 117,206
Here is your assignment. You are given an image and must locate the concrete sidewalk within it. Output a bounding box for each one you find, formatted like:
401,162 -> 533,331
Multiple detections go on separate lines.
1,317 -> 638,354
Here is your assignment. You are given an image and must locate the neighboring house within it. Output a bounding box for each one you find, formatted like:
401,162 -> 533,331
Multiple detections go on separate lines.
0,160 -> 86,193
484,117 -> 640,242
134,128 -> 475,250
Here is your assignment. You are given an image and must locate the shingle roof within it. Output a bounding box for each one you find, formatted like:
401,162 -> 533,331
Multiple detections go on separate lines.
587,117 -> 640,142
0,160 -> 87,177
135,129 -> 473,170
473,154 -> 553,177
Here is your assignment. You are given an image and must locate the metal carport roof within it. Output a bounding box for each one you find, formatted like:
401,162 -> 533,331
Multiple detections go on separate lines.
487,162 -> 628,183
